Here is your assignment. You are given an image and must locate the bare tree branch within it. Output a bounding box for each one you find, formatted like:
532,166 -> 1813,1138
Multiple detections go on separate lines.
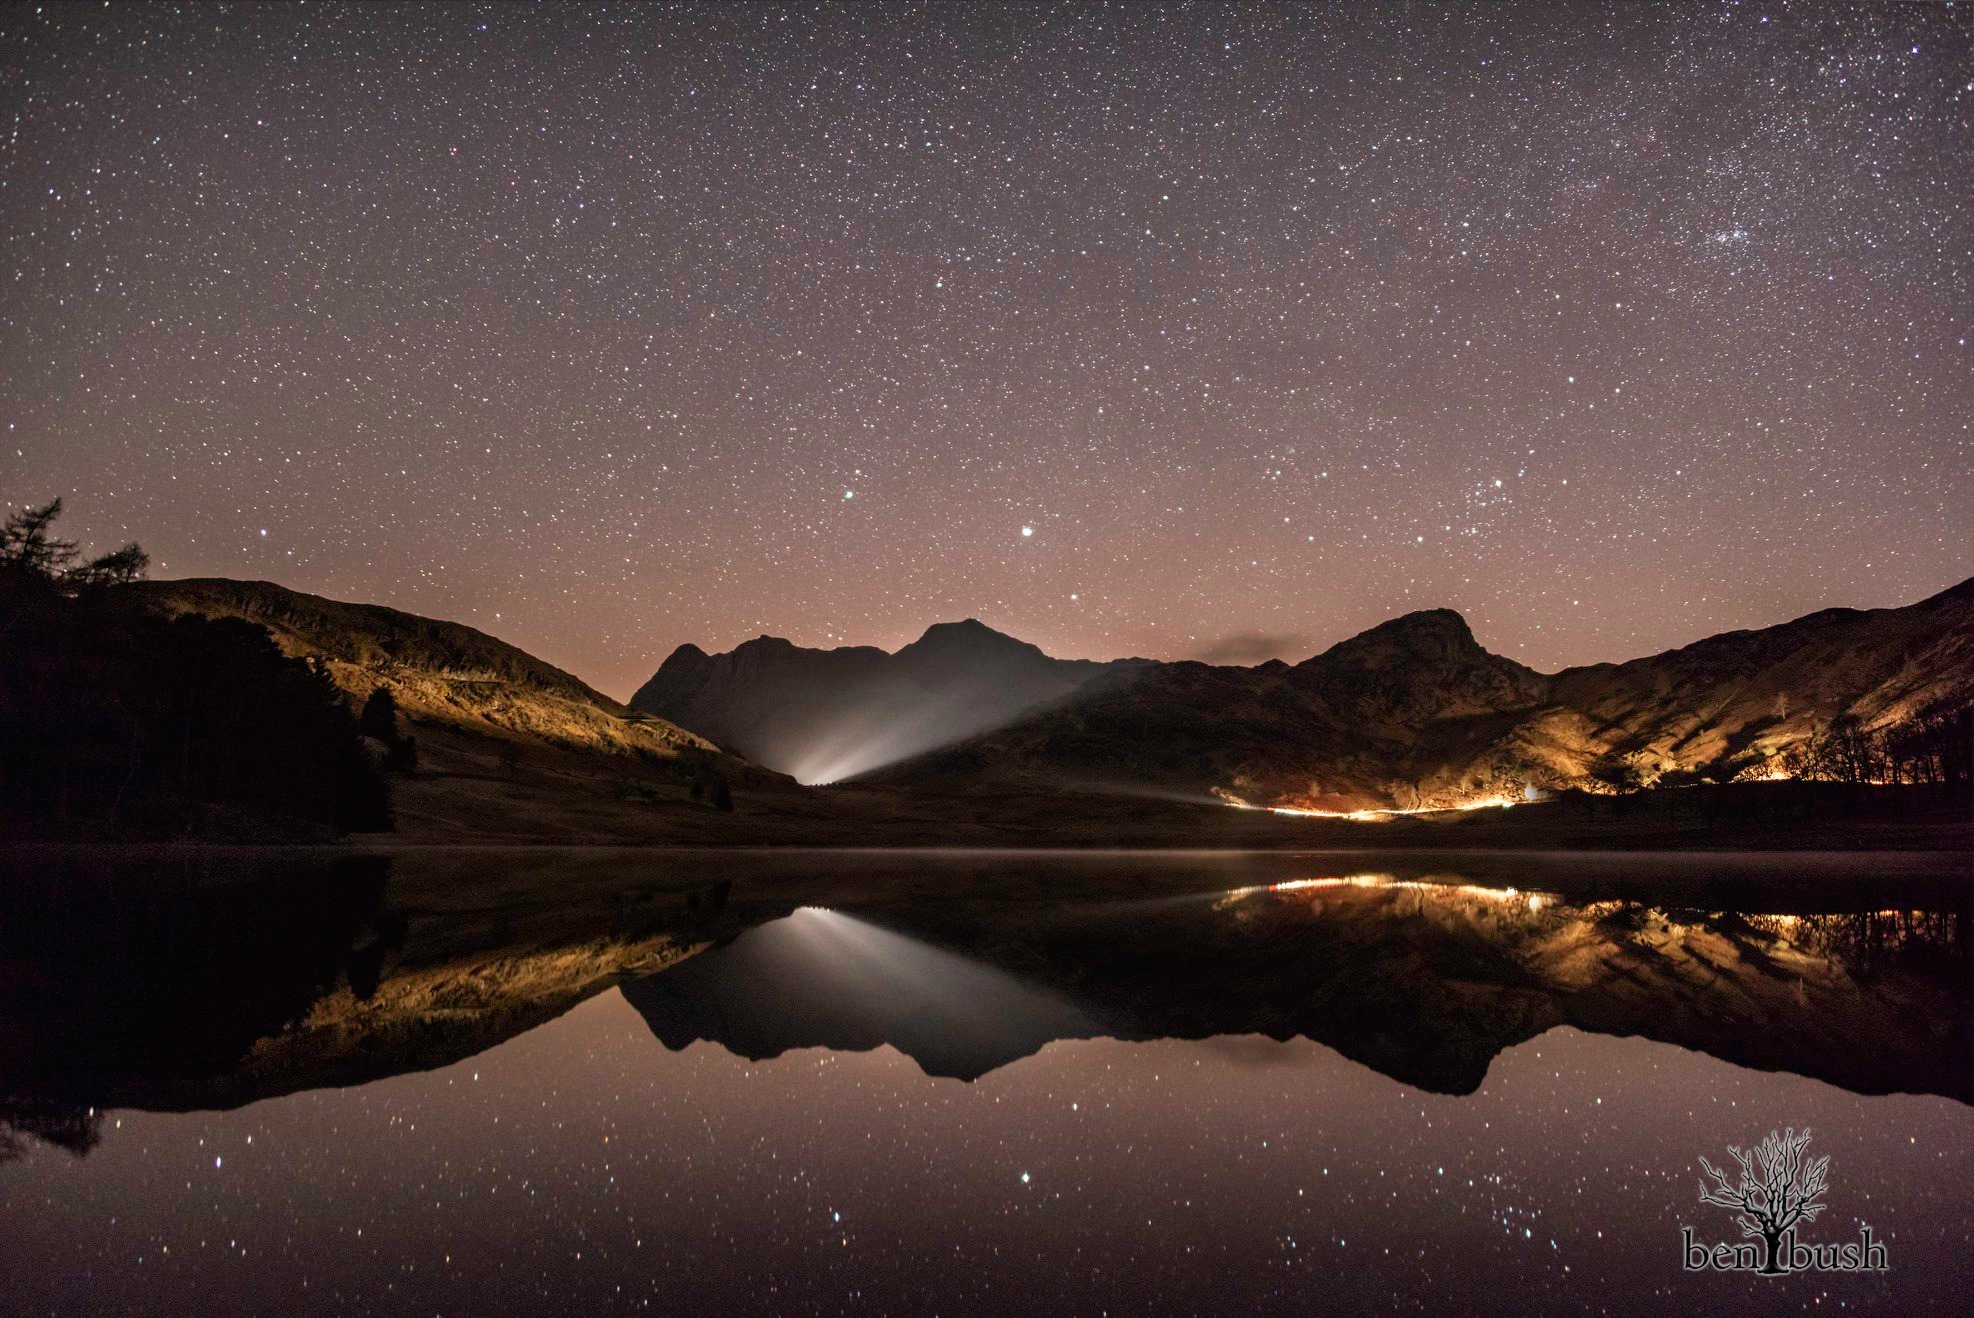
1695,1126 -> 1833,1271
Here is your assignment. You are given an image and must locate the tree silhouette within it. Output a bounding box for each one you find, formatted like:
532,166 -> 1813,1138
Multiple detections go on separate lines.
1,498 -> 391,837
0,498 -> 148,588
1697,1127 -> 1831,1274
358,688 -> 401,743
0,500 -> 77,578
1880,708 -> 1972,786
65,542 -> 150,588
358,687 -> 419,772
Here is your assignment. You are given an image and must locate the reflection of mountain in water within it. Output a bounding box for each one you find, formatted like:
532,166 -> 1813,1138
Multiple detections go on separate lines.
0,849 -> 735,1158
3,855 -> 1967,1164
626,909 -> 1102,1079
623,879 -> 1971,1100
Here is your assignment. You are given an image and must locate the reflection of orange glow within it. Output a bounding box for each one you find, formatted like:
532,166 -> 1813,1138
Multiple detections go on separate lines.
1255,877 -> 1349,893
1224,873 -> 1552,910
1226,795 -> 1523,821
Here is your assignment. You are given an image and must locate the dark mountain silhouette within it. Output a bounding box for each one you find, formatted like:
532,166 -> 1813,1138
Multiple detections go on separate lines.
633,618 -> 1147,783
849,579 -> 1973,810
622,886 -> 1970,1100
0,848 -> 736,1138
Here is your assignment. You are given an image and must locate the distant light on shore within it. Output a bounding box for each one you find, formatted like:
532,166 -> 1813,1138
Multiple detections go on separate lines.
1222,793 -> 1524,821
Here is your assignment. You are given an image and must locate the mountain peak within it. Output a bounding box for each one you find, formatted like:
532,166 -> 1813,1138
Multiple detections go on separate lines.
631,617 -> 1126,780
900,618 -> 1042,662
912,617 -> 1011,644
1385,606 -> 1473,632
658,641 -> 709,671
1381,607 -> 1476,643
734,634 -> 798,654
1307,608 -> 1482,670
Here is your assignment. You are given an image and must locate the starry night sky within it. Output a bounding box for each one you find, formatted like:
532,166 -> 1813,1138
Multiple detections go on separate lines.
4,2 -> 1968,698
5,991 -> 1970,1314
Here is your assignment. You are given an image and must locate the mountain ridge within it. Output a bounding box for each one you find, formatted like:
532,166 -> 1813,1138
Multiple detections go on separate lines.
805,577 -> 1974,810
127,572 -> 1974,821
633,616 -> 1148,783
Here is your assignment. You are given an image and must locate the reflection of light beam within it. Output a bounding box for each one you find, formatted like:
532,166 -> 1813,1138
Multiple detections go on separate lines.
662,906 -> 1100,1078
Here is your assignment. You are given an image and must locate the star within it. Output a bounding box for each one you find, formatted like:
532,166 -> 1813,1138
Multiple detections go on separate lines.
0,1 -> 1958,692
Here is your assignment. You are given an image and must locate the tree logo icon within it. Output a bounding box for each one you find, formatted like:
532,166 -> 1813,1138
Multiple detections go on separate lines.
1682,1128 -> 1888,1275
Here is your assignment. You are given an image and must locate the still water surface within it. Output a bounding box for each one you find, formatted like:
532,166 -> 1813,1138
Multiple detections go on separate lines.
1,849 -> 1968,1314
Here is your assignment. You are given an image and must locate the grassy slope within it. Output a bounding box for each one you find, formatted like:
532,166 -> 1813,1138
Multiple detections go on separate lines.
127,578 -> 733,760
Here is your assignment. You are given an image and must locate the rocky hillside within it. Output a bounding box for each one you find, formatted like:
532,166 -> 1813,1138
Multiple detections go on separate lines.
633,618 -> 1145,783
128,579 -> 732,770
867,578 -> 1974,811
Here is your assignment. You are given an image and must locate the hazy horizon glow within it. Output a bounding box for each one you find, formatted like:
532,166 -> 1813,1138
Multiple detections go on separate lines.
4,4 -> 1967,700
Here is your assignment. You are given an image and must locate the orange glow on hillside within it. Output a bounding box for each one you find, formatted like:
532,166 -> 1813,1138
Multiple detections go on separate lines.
1224,794 -> 1524,821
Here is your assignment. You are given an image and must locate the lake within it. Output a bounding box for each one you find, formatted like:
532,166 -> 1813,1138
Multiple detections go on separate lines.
2,848 -> 1968,1314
